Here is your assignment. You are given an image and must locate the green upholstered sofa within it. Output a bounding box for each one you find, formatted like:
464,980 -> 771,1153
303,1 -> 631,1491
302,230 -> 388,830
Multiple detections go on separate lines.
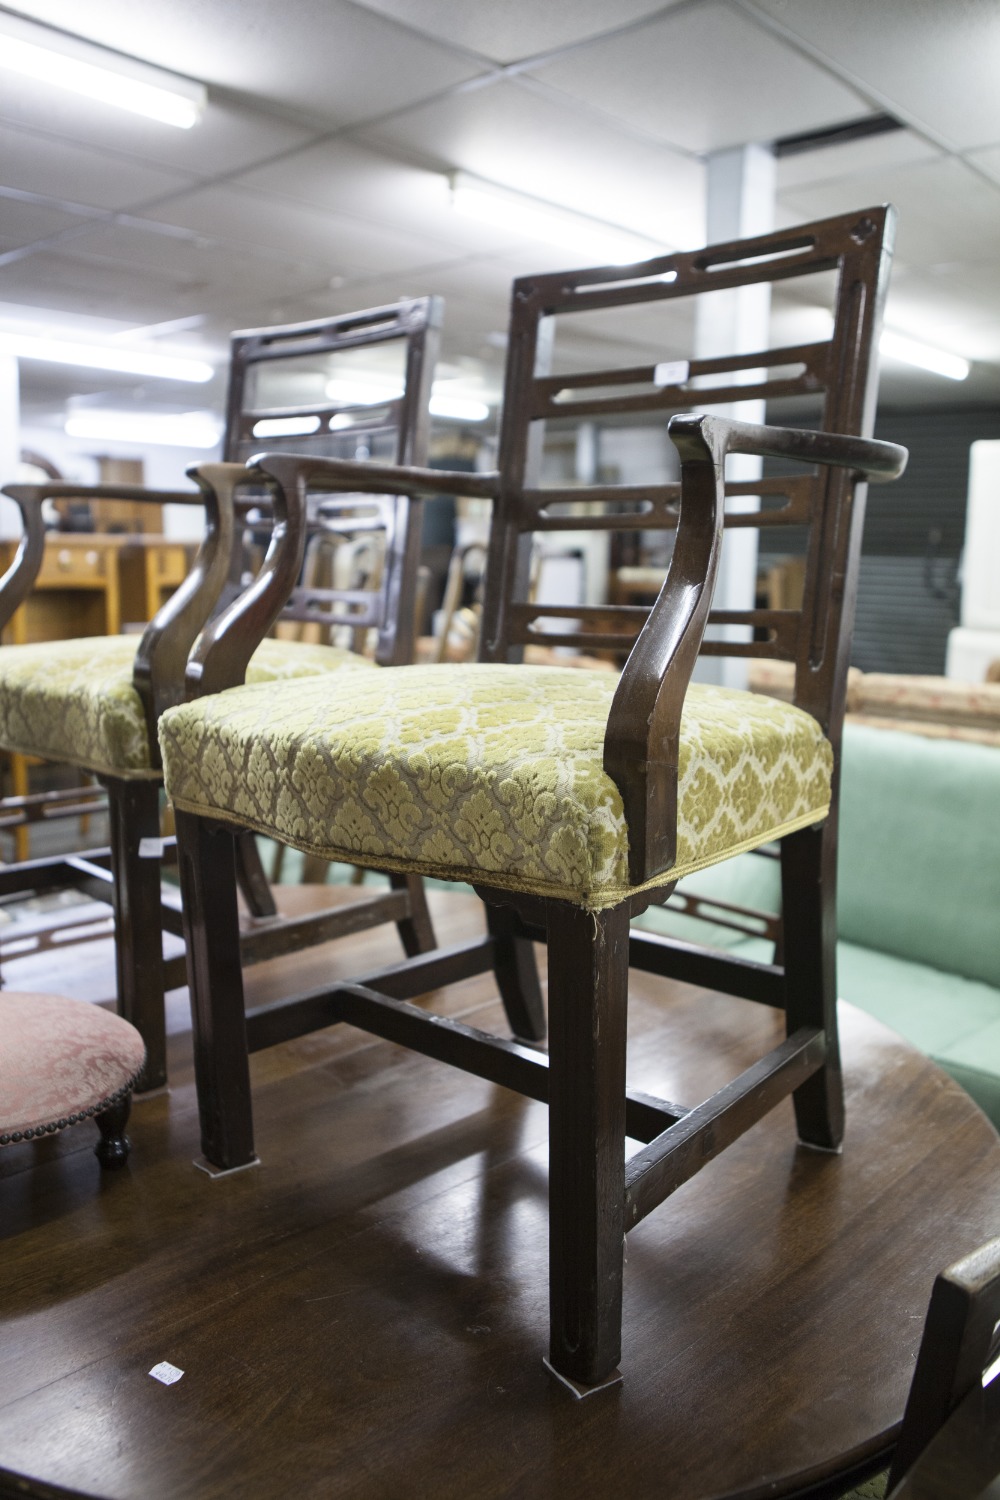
641,722 -> 1000,1127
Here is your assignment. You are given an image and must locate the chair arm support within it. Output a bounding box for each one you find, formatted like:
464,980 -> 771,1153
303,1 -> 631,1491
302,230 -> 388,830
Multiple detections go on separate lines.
183,462 -> 305,700
132,467 -> 236,754
0,482 -> 205,634
0,490 -> 46,631
604,413 -> 908,885
255,453 -> 501,502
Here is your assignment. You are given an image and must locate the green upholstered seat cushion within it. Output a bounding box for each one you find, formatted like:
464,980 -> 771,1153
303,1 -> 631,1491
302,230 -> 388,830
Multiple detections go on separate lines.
838,726 -> 1000,990
0,635 -> 373,780
159,663 -> 832,910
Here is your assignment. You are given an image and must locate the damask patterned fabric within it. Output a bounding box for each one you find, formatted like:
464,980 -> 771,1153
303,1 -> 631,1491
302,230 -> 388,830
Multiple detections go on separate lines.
0,634 -> 374,780
160,664 -> 833,910
0,991 -> 146,1141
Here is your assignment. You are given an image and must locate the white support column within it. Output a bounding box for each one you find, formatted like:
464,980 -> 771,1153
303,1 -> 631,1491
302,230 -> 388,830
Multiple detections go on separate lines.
0,355 -> 21,537
692,143 -> 775,688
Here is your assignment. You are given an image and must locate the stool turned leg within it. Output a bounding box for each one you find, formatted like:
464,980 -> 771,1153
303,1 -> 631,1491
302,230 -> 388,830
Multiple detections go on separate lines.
94,1094 -> 132,1169
781,821 -> 844,1152
545,900 -> 629,1390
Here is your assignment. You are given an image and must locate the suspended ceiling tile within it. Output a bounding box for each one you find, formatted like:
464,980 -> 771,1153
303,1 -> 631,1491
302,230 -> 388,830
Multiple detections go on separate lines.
349,0 -> 685,65
234,141 -> 555,259
776,128 -> 941,192
0,199 -> 88,252
5,0 -> 483,128
140,184 -> 465,280
357,81 -> 706,251
744,0 -> 1000,151
0,248 -> 207,321
966,145 -> 1000,189
0,125 -> 194,212
778,157 -> 1000,272
527,2 -> 870,154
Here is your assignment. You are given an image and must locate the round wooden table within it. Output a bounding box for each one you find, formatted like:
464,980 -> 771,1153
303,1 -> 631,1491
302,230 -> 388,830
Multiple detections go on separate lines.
2,891 -> 999,1498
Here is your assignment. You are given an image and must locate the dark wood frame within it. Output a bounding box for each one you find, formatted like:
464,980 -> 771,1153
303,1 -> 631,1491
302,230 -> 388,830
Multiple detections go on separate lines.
0,299 -> 442,1089
172,208 -> 906,1386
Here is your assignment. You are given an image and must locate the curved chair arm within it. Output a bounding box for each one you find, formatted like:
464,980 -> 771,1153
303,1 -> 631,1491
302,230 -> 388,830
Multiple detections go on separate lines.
132,469 -> 236,753
0,481 -> 202,634
255,453 -> 501,502
0,488 -> 46,631
183,463 -> 303,700
604,414 -> 908,884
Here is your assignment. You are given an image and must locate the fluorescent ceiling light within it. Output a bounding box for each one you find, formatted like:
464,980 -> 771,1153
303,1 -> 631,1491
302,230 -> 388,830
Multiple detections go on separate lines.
65,411 -> 222,448
879,330 -> 969,381
0,331 -> 213,383
325,376 -> 490,422
0,12 -> 205,128
451,173 -> 659,266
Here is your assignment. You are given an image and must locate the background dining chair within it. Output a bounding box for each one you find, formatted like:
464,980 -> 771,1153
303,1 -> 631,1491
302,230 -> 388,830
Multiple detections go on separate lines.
0,297 -> 441,1089
160,206 -> 906,1386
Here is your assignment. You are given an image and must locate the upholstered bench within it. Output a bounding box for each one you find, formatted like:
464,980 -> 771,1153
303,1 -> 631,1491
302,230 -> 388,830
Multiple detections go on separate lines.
640,722 -> 1000,1127
0,991 -> 146,1168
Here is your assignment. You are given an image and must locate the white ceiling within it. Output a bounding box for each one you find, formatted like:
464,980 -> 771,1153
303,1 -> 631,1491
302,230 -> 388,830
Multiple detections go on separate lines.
2,0 -> 1000,437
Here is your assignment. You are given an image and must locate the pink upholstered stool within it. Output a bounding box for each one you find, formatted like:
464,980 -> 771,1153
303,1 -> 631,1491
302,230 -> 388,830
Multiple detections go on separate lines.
0,991 -> 146,1169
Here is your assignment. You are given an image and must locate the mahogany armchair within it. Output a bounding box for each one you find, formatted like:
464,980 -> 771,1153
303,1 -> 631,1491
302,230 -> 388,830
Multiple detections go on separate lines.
0,297 -> 441,1090
160,207 -> 906,1388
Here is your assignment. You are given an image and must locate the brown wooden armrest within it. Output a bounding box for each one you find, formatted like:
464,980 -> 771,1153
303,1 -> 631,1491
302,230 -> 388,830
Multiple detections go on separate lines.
133,468 -> 235,755
698,415 -> 907,481
604,413 -> 908,884
0,482 -> 206,634
182,464 -> 301,701
254,453 -> 501,502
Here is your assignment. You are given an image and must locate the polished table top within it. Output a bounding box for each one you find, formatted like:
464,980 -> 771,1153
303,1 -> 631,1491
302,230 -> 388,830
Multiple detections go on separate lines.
2,888 -> 1000,1499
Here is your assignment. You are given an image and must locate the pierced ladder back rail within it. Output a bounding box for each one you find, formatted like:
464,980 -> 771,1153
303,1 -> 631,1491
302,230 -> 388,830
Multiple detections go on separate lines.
222,297 -> 441,668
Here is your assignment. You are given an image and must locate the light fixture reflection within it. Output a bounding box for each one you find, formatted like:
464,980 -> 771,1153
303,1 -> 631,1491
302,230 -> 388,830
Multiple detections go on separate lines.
451,172 -> 660,266
0,12 -> 206,128
325,376 -> 489,422
0,331 -> 214,383
65,411 -> 222,448
879,330 -> 969,381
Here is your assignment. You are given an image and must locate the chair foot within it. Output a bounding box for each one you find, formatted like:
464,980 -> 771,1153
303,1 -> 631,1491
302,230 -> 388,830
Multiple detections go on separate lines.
542,1357 -> 623,1399
193,1154 -> 261,1178
94,1095 -> 132,1170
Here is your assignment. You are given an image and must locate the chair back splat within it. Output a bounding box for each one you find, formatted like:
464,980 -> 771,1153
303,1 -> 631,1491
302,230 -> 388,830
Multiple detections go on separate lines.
217,296 -> 441,671
159,208 -> 908,1394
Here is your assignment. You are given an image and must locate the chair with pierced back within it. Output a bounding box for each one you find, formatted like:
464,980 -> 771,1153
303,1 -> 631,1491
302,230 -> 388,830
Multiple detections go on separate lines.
0,297 -> 441,1090
159,206 -> 905,1388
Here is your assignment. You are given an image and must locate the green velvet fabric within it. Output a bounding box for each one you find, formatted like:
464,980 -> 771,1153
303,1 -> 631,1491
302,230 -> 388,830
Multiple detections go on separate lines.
838,726 -> 1000,991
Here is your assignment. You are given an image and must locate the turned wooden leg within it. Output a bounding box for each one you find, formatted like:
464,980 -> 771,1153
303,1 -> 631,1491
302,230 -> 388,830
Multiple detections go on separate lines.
105,777 -> 167,1092
235,830 -> 278,918
545,900 -> 629,1387
486,901 -> 546,1042
175,811 -> 256,1171
388,872 -> 437,956
781,820 -> 844,1151
94,1093 -> 132,1169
